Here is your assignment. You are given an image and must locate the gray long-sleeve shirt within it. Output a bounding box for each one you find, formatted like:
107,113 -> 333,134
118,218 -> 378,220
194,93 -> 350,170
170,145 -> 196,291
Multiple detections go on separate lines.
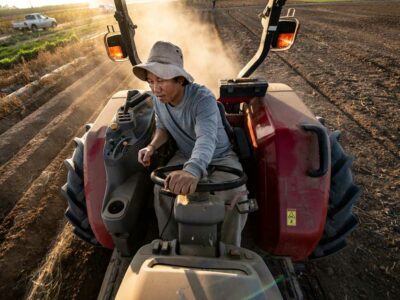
152,83 -> 231,178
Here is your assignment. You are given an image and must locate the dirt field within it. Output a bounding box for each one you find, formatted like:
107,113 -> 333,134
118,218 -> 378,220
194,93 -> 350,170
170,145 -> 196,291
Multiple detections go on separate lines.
0,0 -> 399,299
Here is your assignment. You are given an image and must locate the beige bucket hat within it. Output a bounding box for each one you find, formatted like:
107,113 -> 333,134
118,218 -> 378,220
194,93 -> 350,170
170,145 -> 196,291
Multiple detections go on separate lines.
133,41 -> 194,83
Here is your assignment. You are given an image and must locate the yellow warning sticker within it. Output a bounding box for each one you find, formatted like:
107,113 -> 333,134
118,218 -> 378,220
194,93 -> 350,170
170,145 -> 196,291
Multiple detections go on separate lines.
287,209 -> 297,226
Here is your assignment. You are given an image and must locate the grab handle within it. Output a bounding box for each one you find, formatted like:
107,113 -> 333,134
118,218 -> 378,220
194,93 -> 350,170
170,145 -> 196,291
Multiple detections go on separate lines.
301,124 -> 329,178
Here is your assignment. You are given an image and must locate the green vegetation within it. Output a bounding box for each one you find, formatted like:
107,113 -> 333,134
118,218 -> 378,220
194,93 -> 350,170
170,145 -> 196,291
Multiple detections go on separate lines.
0,30 -> 57,47
0,3 -> 113,70
0,32 -> 78,69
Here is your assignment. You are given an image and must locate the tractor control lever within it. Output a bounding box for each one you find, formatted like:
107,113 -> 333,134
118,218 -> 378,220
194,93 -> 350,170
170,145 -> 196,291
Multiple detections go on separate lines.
123,90 -> 151,113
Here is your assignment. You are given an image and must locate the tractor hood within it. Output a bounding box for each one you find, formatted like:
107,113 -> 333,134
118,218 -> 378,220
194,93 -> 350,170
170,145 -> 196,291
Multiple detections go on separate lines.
115,240 -> 283,300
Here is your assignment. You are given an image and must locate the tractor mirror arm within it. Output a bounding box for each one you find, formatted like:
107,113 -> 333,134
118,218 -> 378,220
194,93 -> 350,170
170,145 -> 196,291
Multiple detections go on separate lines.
114,0 -> 141,65
238,0 -> 286,78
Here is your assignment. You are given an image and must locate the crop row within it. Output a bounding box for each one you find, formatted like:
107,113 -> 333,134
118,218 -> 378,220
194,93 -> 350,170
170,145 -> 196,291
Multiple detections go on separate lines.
0,33 -> 78,69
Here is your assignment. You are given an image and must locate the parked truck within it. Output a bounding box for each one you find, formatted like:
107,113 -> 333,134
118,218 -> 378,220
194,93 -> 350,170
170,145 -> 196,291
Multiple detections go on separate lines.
12,13 -> 57,32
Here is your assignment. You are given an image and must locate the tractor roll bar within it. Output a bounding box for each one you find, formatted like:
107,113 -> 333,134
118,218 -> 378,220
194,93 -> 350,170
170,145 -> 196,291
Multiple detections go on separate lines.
113,0 -> 287,75
238,0 -> 286,78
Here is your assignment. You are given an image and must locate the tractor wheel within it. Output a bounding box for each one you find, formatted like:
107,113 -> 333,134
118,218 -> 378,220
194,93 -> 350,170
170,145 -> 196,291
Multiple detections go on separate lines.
310,130 -> 361,258
61,124 -> 100,246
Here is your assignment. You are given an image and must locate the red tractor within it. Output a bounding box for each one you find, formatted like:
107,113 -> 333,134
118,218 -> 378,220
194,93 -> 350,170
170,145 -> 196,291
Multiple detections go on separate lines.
62,0 -> 360,298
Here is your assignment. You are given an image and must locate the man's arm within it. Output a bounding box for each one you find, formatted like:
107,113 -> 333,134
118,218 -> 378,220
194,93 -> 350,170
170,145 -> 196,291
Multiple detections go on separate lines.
183,96 -> 219,178
163,95 -> 219,195
148,127 -> 170,150
164,99 -> 218,195
138,128 -> 169,166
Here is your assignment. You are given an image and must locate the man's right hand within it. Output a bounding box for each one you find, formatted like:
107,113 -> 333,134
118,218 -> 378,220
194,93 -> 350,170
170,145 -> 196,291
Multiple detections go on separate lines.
138,144 -> 155,167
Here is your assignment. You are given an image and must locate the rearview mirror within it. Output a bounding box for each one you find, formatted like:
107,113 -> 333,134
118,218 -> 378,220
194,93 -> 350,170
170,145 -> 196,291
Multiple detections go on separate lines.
104,32 -> 128,61
271,18 -> 300,51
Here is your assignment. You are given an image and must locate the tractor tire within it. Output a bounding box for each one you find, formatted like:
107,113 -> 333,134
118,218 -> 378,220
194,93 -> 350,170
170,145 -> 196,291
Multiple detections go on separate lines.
61,124 -> 100,246
310,130 -> 361,259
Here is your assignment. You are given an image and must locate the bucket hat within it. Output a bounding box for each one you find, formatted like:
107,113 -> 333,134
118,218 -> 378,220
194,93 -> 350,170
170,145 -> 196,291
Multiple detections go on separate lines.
133,41 -> 194,83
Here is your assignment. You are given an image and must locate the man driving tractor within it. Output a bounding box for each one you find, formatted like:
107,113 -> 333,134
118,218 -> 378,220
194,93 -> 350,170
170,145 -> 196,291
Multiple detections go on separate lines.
135,41 -> 248,246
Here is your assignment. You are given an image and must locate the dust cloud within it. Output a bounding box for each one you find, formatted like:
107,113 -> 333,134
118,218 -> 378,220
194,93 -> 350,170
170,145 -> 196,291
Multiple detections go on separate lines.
127,2 -> 240,95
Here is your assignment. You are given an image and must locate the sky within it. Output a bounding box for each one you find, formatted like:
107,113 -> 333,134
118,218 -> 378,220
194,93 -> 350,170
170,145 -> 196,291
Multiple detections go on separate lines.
0,0 -> 158,8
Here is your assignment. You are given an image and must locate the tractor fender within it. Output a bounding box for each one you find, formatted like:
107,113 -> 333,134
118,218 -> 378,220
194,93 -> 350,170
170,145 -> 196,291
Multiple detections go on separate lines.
84,90 -> 130,248
247,83 -> 330,261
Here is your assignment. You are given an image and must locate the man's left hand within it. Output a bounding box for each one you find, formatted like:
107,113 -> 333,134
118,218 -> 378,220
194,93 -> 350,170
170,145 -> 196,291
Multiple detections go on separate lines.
165,170 -> 199,195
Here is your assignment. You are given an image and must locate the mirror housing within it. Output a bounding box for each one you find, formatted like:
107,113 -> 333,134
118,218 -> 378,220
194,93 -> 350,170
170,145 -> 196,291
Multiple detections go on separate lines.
104,32 -> 128,61
271,18 -> 300,51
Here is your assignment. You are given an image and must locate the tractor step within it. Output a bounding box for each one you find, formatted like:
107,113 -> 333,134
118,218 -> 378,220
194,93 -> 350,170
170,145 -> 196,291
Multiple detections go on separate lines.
263,256 -> 304,300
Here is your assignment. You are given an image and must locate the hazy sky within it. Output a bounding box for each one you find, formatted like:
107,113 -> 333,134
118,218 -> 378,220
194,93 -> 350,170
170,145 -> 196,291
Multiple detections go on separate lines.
0,0 -> 157,8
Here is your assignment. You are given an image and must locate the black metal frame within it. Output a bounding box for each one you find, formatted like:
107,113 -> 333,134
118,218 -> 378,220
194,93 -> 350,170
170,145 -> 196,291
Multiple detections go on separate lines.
113,0 -> 141,65
238,0 -> 287,78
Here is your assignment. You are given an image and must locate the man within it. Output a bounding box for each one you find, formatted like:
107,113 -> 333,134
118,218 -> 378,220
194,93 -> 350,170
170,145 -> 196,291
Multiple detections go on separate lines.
134,41 -> 247,246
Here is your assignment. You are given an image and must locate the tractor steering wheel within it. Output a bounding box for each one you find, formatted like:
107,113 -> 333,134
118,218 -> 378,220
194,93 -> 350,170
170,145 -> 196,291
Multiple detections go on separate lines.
151,164 -> 247,193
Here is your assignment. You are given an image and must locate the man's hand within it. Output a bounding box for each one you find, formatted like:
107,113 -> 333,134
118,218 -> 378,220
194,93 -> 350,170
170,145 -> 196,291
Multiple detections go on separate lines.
138,144 -> 155,167
165,170 -> 199,195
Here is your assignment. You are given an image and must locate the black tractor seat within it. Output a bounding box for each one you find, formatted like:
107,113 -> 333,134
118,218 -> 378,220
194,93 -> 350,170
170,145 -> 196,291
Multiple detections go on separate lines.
217,102 -> 253,161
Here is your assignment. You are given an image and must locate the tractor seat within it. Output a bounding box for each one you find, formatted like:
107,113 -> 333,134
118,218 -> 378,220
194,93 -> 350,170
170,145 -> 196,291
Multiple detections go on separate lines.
217,102 -> 252,160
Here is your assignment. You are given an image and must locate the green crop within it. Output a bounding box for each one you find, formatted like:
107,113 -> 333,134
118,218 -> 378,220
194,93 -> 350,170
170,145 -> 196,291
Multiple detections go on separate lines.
0,33 -> 78,69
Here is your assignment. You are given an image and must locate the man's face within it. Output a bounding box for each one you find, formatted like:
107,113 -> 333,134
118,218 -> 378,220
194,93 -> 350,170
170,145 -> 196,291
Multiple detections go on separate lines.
146,72 -> 184,106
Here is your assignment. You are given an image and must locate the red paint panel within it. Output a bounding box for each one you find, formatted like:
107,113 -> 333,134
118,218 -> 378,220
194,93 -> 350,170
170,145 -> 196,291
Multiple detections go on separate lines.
248,91 -> 329,261
85,129 -> 113,248
83,91 -> 128,249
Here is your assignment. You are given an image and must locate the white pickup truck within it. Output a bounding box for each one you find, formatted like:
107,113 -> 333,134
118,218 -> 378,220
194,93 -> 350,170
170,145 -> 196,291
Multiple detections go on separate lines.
12,13 -> 57,32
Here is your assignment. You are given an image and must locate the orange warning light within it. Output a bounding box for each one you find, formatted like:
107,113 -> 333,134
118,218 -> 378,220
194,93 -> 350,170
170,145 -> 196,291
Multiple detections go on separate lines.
109,46 -> 124,60
277,33 -> 294,49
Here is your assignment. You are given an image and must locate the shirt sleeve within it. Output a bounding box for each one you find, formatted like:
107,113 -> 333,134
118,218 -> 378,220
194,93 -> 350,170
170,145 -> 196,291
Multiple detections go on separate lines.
183,94 -> 218,178
152,96 -> 166,129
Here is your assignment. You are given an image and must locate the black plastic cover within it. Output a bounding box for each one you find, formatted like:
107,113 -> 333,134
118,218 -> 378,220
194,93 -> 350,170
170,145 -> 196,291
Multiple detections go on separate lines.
219,78 -> 268,98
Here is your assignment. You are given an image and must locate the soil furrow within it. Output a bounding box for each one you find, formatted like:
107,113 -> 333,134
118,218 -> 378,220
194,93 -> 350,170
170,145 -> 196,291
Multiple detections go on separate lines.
227,9 -> 400,157
299,30 -> 400,78
240,6 -> 400,76
0,58 -> 99,136
291,0 -> 400,17
297,17 -> 400,74
0,59 -> 112,167
0,63 -> 134,221
0,74 -> 133,300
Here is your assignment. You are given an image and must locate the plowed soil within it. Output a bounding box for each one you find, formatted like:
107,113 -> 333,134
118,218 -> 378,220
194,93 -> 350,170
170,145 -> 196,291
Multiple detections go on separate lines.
0,1 -> 398,299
